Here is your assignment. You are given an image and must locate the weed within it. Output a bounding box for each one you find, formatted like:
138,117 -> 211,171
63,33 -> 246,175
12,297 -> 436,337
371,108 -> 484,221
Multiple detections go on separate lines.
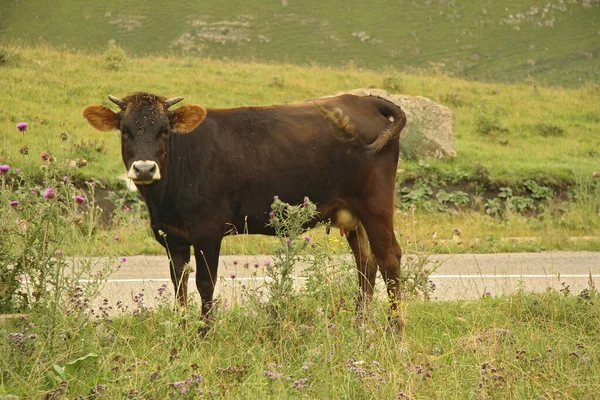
102,39 -> 127,71
435,189 -> 470,208
524,179 -> 554,200
0,45 -> 21,67
532,122 -> 565,137
382,76 -> 402,93
265,196 -> 317,320
269,76 -> 285,88
475,102 -> 508,135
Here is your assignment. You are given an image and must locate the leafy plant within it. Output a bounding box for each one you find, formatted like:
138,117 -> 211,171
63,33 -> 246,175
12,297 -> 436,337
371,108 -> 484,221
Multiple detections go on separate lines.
398,182 -> 433,210
435,189 -> 470,208
524,179 -> 554,200
507,196 -> 536,214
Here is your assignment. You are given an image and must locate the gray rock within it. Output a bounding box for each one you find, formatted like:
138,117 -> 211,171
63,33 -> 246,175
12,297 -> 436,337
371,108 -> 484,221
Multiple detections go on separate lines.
330,88 -> 456,160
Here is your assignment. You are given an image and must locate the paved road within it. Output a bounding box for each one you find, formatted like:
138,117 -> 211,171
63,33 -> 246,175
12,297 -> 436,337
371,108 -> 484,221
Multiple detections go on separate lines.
83,252 -> 600,310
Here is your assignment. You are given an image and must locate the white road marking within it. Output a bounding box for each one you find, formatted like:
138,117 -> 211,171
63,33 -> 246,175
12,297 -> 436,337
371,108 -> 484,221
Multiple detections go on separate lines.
81,273 -> 600,284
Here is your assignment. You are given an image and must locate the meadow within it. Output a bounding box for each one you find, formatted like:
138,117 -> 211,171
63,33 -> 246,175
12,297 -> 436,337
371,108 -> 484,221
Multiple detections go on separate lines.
1,44 -> 599,256
1,43 -> 600,398
1,0 -> 599,86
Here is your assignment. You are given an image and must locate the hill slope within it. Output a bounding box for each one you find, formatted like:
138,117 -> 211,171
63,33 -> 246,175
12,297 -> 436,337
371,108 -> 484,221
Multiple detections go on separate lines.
1,0 -> 599,86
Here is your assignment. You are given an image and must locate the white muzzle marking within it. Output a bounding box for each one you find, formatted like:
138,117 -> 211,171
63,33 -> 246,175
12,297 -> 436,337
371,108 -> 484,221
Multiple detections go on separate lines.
128,160 -> 161,184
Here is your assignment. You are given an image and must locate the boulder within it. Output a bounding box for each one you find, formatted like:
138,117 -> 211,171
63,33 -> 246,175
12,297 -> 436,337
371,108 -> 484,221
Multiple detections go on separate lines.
329,88 -> 456,160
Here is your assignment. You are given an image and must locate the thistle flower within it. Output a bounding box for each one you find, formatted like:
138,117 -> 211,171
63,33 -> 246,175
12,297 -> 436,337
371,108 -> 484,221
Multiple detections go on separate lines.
304,235 -> 311,241
16,169 -> 21,174
230,273 -> 236,279
114,236 -> 120,241
269,211 -> 275,217
0,164 -> 9,174
63,176 -> 68,182
16,122 -> 28,132
10,201 -> 18,208
42,188 -> 55,199
75,196 -> 86,204
40,152 -> 49,161
121,257 -> 127,263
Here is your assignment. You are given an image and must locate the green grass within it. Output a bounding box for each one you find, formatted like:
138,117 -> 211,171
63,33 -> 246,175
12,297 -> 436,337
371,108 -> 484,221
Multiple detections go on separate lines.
2,285 -> 599,398
0,45 -> 599,254
1,0 -> 599,86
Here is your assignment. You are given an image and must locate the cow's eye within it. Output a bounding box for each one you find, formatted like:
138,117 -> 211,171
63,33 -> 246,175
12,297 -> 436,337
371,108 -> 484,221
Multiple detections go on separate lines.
121,128 -> 133,138
158,128 -> 169,137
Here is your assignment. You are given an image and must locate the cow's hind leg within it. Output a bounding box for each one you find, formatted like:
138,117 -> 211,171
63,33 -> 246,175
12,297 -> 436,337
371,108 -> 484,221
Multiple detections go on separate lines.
360,213 -> 404,332
346,224 -> 377,317
168,244 -> 191,312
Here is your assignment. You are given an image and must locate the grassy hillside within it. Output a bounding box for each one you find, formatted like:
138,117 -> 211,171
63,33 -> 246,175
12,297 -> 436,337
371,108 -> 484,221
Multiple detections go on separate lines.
1,0 -> 599,86
0,45 -> 598,184
0,45 -> 599,255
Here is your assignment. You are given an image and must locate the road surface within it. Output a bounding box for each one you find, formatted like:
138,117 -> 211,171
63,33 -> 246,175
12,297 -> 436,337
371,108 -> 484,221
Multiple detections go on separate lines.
81,252 -> 600,310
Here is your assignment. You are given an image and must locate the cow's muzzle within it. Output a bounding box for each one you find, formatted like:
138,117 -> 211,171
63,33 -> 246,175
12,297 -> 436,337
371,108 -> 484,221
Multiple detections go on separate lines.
128,160 -> 161,184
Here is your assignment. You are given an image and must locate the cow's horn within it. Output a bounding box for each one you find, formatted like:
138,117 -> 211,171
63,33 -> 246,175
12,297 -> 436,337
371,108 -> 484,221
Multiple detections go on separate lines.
108,95 -> 127,108
165,97 -> 184,108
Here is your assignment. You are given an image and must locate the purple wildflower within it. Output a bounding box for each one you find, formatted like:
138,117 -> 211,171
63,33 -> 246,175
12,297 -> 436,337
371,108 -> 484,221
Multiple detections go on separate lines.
63,176 -> 68,182
273,195 -> 279,200
16,122 -> 28,132
157,284 -> 167,297
40,152 -> 49,161
0,164 -> 9,174
75,195 -> 85,204
114,235 -> 120,241
31,188 -> 37,195
286,238 -> 291,245
233,260 -> 238,265
230,273 -> 237,279
10,201 -> 18,208
269,211 -> 275,217
304,235 -> 311,241
42,188 -> 55,199
121,257 -> 127,263
16,169 -> 21,174
263,370 -> 283,380
55,249 -> 64,256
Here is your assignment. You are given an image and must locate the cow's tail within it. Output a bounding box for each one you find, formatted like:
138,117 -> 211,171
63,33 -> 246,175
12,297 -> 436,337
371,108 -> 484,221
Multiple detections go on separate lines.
364,101 -> 406,156
313,101 -> 362,144
315,99 -> 406,156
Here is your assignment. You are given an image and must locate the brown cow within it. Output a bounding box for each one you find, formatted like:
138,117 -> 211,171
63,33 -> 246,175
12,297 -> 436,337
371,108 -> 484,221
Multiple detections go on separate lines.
83,92 -> 407,329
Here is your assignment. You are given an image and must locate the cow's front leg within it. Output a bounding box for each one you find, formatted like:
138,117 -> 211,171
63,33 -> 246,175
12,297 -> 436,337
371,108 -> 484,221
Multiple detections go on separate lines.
168,244 -> 191,312
193,236 -> 223,317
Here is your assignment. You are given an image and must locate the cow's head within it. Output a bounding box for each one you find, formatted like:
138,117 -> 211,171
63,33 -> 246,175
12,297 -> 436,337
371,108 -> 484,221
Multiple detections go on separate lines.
82,92 -> 207,184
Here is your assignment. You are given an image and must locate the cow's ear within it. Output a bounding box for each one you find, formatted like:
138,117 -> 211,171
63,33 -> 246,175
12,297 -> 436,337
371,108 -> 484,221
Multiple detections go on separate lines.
82,105 -> 119,131
170,105 -> 207,134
